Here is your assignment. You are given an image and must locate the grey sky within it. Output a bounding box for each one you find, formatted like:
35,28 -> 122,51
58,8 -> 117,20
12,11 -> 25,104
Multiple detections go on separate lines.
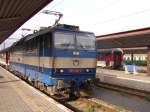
1,0 -> 150,49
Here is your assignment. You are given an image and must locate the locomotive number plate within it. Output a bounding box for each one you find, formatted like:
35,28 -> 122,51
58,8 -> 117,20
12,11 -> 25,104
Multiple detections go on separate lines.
70,68 -> 80,73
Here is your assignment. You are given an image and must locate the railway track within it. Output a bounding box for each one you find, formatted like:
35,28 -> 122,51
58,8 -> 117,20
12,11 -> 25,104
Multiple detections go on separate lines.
2,65 -> 131,112
96,81 -> 150,100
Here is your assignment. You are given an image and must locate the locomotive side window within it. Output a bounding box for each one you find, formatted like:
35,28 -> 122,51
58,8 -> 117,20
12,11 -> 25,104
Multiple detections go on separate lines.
44,33 -> 52,49
54,32 -> 75,49
30,39 -> 34,50
27,41 -> 31,51
44,36 -> 47,49
39,37 -> 44,56
39,37 -> 43,51
33,38 -> 37,49
38,33 -> 52,56
32,37 -> 38,55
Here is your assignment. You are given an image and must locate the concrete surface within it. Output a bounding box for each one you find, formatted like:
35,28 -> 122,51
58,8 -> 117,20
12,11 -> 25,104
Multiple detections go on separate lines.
96,68 -> 150,92
0,66 -> 72,112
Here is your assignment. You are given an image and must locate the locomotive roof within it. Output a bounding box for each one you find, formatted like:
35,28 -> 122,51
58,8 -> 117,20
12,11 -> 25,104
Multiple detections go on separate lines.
0,24 -> 95,52
24,26 -> 94,42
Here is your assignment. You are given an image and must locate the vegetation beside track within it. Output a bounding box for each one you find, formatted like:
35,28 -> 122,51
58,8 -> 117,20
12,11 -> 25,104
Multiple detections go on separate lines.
68,98 -> 131,112
124,60 -> 147,66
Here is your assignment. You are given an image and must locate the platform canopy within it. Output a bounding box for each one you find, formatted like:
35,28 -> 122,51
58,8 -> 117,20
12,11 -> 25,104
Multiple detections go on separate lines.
123,47 -> 147,54
0,0 -> 53,43
96,27 -> 150,49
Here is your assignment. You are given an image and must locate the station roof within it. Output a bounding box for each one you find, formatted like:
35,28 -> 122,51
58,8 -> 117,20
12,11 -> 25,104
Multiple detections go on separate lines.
0,0 -> 53,44
96,27 -> 150,49
122,47 -> 147,54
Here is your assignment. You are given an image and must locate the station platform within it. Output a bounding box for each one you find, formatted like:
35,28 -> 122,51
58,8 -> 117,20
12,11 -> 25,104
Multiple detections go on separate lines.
96,68 -> 150,92
0,66 -> 72,112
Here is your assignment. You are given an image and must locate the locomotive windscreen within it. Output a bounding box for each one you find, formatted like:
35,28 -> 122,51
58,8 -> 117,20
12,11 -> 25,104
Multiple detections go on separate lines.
54,31 -> 95,50
76,33 -> 95,50
54,32 -> 75,49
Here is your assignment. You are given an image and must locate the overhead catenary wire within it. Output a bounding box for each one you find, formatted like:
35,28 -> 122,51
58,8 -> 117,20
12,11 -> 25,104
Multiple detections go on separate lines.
84,8 -> 150,27
49,0 -> 64,10
96,0 -> 120,12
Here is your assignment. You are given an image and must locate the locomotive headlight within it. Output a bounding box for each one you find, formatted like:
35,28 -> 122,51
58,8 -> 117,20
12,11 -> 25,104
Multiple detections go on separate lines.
73,51 -> 80,55
76,52 -> 79,55
73,52 -> 76,55
86,69 -> 89,72
60,69 -> 64,73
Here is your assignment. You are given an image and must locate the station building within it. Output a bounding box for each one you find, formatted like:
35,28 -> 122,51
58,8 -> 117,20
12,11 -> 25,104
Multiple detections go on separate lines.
123,47 -> 147,66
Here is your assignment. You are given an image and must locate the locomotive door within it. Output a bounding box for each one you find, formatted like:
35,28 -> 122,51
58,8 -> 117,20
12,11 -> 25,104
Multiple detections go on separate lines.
38,35 -> 51,75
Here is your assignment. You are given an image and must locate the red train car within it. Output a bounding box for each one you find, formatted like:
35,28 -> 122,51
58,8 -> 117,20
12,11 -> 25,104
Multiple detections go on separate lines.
97,48 -> 123,69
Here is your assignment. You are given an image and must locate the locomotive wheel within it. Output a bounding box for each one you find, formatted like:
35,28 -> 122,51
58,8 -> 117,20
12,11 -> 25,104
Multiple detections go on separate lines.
38,82 -> 45,91
33,81 -> 39,88
74,91 -> 80,98
47,86 -> 55,96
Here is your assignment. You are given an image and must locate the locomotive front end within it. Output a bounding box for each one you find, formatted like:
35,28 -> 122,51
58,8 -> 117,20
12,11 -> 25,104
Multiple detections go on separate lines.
52,28 -> 97,95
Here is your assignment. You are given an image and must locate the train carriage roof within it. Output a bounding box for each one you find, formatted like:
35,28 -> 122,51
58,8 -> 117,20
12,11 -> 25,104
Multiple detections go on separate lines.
24,27 -> 53,41
23,24 -> 94,42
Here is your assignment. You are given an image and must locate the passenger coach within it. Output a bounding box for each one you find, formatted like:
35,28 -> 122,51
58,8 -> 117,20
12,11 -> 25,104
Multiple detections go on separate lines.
97,48 -> 123,69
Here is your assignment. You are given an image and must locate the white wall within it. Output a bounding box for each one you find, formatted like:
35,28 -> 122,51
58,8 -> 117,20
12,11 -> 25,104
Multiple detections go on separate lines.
124,54 -> 147,61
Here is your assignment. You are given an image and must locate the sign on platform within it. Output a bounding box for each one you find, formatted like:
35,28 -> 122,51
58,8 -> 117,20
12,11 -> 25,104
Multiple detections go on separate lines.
125,65 -> 137,74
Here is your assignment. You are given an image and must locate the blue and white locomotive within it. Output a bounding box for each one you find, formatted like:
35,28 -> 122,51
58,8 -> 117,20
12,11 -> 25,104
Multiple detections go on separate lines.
1,24 -> 97,96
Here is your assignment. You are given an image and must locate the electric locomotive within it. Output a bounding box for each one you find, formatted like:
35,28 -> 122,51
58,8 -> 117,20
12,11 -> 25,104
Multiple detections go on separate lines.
1,24 -> 97,96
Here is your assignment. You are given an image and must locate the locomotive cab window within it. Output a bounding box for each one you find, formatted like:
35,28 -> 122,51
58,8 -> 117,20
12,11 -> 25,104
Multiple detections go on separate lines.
77,33 -> 95,50
54,32 -> 95,50
54,32 -> 75,49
